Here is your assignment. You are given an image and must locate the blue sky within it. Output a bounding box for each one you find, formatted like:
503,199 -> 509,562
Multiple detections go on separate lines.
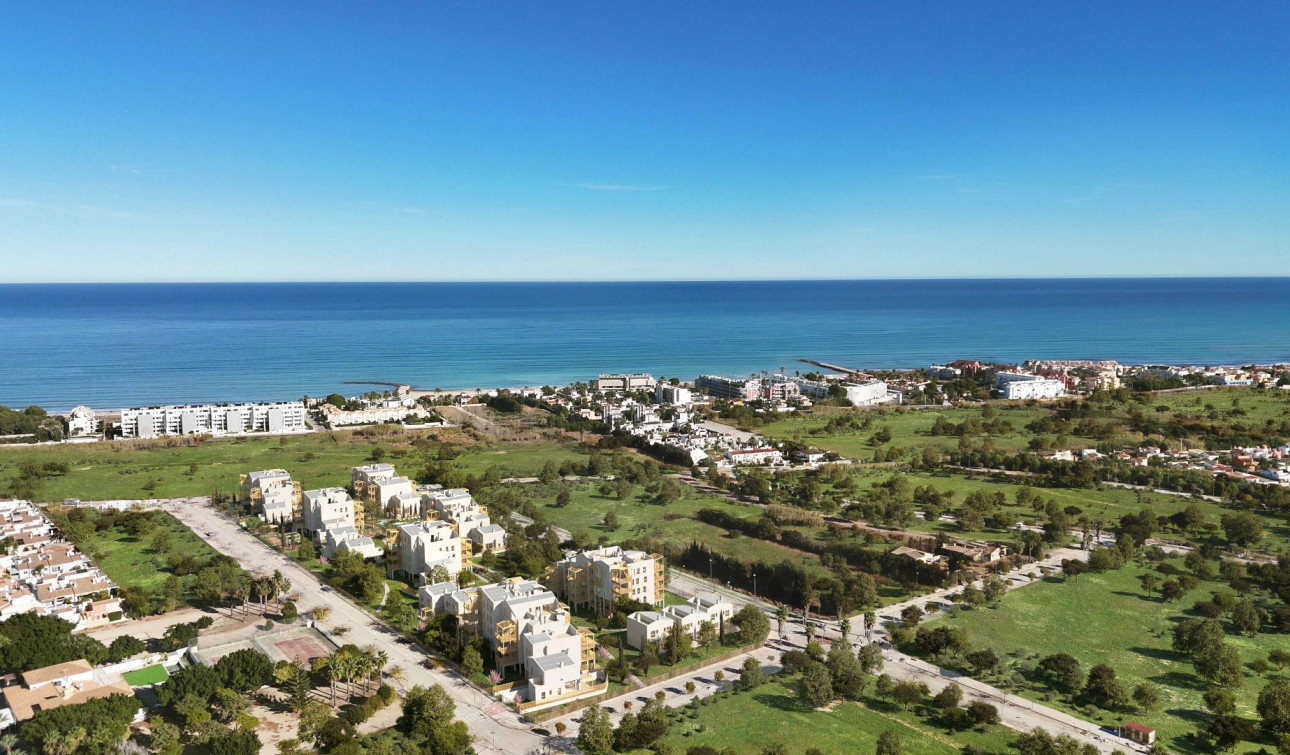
1,2 -> 1287,282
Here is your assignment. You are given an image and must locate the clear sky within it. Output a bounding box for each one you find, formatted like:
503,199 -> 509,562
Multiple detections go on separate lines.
1,2 -> 1287,282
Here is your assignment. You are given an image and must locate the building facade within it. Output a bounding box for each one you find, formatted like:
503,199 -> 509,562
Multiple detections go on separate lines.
546,546 -> 664,617
120,401 -> 307,438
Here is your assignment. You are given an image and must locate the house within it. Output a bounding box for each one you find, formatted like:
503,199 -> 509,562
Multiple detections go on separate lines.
993,373 -> 1065,400
939,541 -> 1009,564
66,406 -> 97,437
725,448 -> 783,466
0,659 -> 139,727
301,488 -> 356,542
390,521 -> 466,584
241,469 -> 301,525
891,546 -> 948,569
351,463 -> 398,501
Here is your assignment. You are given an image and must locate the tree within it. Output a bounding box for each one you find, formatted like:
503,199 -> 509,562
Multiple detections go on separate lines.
1271,650 -> 1290,673
966,649 -> 999,675
1140,573 -> 1159,596
698,620 -> 719,649
1039,653 -> 1083,693
982,576 -> 1007,604
961,585 -> 986,609
603,511 -> 619,530
1221,511 -> 1264,547
799,662 -> 834,707
576,703 -> 614,755
826,641 -> 867,700
0,614 -> 108,674
1259,679 -> 1290,735
1160,580 -> 1184,602
1083,664 -> 1128,709
212,687 -> 252,723
933,683 -> 963,710
1173,618 -> 1225,656
665,619 -> 691,665
635,640 -> 659,675
149,720 -> 183,755
1196,643 -> 1245,689
967,700 -> 1000,726
209,730 -> 262,755
876,730 -> 903,755
738,656 -> 764,690
1133,683 -> 1161,713
461,645 -> 484,678
107,635 -> 145,662
1209,714 -> 1256,752
1232,600 -> 1262,635
216,648 -> 274,692
892,680 -> 927,710
732,604 -> 770,645
281,600 -> 299,623
858,643 -> 884,674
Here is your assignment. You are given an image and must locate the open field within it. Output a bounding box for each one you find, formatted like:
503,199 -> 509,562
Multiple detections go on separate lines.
0,429 -> 587,502
925,561 -> 1289,754
67,509 -> 221,598
632,680 -> 1017,755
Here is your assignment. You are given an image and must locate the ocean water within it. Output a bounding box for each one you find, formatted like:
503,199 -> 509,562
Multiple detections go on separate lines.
1,279 -> 1287,410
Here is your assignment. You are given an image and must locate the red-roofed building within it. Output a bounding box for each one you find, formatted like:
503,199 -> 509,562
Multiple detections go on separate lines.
1121,722 -> 1155,745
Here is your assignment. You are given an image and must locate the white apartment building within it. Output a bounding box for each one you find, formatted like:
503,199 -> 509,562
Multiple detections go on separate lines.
120,401 -> 307,438
781,375 -> 889,405
547,546 -> 664,617
392,520 -> 465,584
351,463 -> 398,500
371,476 -> 414,507
421,487 -> 508,553
594,373 -> 656,393
655,384 -> 693,405
387,492 -> 423,520
994,372 -> 1066,400
321,525 -> 383,561
625,595 -> 734,650
65,406 -> 97,437
301,488 -> 356,542
420,578 -> 601,711
694,375 -> 759,401
241,469 -> 299,525
724,447 -> 783,466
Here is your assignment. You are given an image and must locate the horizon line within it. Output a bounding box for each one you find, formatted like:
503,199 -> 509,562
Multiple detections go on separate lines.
2,274 -> 1288,286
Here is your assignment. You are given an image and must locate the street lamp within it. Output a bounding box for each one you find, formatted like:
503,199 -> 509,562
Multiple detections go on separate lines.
752,570 -> 757,598
709,556 -> 713,580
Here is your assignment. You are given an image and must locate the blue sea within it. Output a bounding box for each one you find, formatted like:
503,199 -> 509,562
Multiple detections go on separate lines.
1,279 -> 1288,410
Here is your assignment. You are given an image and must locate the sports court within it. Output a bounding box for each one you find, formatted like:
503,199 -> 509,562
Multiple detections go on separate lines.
196,624 -> 336,667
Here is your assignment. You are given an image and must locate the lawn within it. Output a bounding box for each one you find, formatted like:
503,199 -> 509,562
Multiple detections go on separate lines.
925,561 -> 1289,754
123,664 -> 170,686
635,681 -> 1016,755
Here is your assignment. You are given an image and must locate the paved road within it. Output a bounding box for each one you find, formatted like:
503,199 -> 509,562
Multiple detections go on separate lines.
160,500 -> 545,755
84,606 -> 214,644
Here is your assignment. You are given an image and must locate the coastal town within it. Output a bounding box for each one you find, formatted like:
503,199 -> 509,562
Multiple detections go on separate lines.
0,354 -> 1288,754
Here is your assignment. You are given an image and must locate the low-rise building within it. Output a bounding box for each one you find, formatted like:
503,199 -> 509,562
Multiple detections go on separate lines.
695,375 -> 759,401
655,384 -> 693,405
993,372 -> 1065,400
625,595 -> 734,650
66,406 -> 97,437
301,488 -> 356,542
322,525 -> 383,560
546,546 -> 664,617
351,463 -> 398,501
725,447 -> 783,466
0,659 -> 138,727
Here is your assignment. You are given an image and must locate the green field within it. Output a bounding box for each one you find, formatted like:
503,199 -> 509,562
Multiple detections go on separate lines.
122,664 -> 170,686
925,562 -> 1288,754
72,509 -> 220,597
632,681 -> 1016,755
0,429 -> 586,503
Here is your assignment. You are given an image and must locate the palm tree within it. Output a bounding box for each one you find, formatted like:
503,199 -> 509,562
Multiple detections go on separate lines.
864,611 -> 877,641
312,606 -> 331,624
775,606 -> 789,639
839,617 -> 852,648
0,733 -> 21,754
273,570 -> 292,605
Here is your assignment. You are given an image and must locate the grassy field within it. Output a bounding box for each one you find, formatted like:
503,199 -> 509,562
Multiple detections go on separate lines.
756,403 -> 1082,458
71,509 -> 221,597
0,428 -> 587,503
925,561 -> 1288,754
633,681 -> 1017,755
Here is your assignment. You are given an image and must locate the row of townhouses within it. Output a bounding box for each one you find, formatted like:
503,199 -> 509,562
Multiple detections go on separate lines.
0,500 -> 122,630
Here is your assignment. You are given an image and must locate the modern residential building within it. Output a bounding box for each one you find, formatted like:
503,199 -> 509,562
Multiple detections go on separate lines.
546,546 -> 664,617
240,469 -> 302,525
301,488 -> 356,542
993,372 -> 1066,400
421,486 -> 508,553
387,491 -> 423,520
625,595 -> 734,650
781,375 -> 889,405
65,406 -> 97,437
351,463 -> 399,500
759,377 -> 800,402
390,520 -> 467,584
120,401 -> 307,438
655,383 -> 693,405
321,525 -> 383,561
694,375 -> 759,401
419,578 -> 602,711
594,373 -> 656,392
